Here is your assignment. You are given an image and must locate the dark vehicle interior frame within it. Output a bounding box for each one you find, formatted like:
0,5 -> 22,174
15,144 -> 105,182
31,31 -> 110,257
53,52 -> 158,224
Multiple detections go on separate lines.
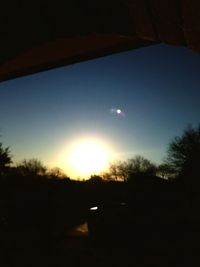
0,0 -> 199,82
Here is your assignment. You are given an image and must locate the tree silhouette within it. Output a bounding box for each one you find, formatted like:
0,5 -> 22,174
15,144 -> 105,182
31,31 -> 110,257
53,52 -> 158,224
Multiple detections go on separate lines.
107,160 -> 127,181
157,163 -> 175,180
107,155 -> 157,181
166,124 -> 200,180
128,156 -> 157,176
0,142 -> 12,175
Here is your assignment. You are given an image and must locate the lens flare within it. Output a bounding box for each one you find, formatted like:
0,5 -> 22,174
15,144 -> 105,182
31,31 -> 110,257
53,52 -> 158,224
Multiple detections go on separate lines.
110,108 -> 125,117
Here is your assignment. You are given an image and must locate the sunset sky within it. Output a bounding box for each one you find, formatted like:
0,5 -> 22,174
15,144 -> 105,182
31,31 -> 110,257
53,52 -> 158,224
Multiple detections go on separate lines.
0,44 -> 200,178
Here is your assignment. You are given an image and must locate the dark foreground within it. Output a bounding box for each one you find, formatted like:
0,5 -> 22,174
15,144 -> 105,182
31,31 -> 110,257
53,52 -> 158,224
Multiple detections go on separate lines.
0,177 -> 199,266
0,219 -> 199,267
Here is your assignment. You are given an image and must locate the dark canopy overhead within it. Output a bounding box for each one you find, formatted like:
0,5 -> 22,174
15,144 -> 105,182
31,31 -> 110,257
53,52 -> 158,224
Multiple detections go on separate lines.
0,0 -> 200,82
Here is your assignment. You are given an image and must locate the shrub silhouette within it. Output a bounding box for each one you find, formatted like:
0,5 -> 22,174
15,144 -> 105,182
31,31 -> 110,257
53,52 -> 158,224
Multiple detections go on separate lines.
48,167 -> 69,180
16,158 -> 47,177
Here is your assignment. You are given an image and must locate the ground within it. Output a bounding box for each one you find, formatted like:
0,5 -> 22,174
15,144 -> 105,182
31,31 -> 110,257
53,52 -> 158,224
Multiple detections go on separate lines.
1,221 -> 194,267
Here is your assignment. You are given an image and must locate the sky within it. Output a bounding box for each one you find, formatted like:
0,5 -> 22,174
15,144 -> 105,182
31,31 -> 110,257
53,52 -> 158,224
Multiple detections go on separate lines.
0,44 -> 200,178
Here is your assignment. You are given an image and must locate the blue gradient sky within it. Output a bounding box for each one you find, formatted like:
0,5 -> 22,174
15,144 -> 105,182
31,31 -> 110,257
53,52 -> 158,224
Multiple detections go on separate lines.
0,44 -> 200,177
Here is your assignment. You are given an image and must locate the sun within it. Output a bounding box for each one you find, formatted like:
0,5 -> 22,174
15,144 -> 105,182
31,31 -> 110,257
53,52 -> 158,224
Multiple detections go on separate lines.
57,136 -> 114,179
66,138 -> 111,178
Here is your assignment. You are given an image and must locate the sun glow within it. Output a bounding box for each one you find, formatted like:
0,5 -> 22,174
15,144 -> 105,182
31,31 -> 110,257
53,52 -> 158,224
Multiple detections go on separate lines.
61,138 -> 112,179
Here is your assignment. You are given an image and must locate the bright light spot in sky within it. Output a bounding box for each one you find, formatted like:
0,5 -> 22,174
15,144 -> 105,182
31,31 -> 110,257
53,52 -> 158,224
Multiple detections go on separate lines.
110,108 -> 125,117
59,137 -> 112,179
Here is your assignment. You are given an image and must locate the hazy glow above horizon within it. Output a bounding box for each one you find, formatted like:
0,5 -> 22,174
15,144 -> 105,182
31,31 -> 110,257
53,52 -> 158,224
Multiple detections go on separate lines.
59,137 -> 113,178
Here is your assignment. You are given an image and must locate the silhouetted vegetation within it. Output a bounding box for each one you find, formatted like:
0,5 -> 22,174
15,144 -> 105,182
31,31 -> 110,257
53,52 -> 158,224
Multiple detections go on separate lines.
48,167 -> 69,180
157,163 -> 175,179
104,155 -> 157,182
16,158 -> 47,177
87,174 -> 104,183
0,141 -> 12,176
166,124 -> 200,181
0,125 -> 199,266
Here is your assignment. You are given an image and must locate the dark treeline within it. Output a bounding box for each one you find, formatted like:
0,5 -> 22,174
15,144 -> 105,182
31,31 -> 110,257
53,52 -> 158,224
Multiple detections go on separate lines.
0,124 -> 200,266
0,124 -> 200,228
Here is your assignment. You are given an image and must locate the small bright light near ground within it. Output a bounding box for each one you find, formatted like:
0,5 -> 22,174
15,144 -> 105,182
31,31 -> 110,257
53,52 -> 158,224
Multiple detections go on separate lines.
116,109 -> 122,114
90,206 -> 98,210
